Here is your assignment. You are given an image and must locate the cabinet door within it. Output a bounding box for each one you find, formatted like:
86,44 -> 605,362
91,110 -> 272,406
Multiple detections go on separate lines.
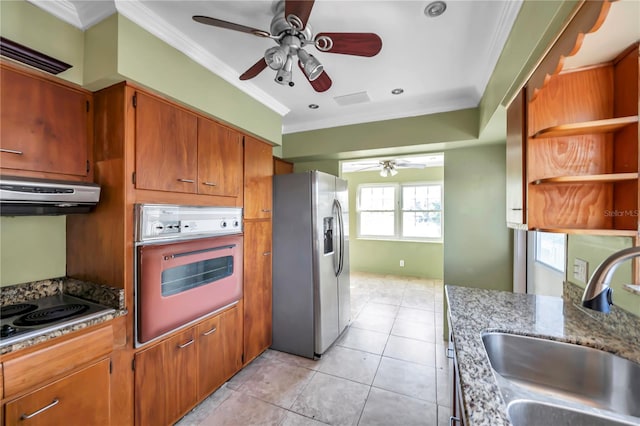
221,305 -> 243,377
196,315 -> 225,400
0,64 -> 91,178
197,118 -> 244,197
165,328 -> 198,423
506,88 -> 527,226
243,220 -> 273,363
244,136 -> 273,219
135,91 -> 198,193
5,359 -> 110,426
135,341 -> 167,426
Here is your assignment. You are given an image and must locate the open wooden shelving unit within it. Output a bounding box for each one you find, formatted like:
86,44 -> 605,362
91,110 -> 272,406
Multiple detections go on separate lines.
525,41 -> 639,234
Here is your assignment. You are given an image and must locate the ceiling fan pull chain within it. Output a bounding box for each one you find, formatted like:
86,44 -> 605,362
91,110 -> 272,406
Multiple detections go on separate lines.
315,35 -> 333,52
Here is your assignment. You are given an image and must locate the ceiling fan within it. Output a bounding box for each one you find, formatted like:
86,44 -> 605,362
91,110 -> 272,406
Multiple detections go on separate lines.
192,0 -> 383,92
349,159 -> 428,177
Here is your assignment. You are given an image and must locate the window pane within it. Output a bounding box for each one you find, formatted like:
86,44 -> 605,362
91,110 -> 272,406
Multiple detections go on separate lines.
402,185 -> 441,210
535,232 -> 565,272
359,186 -> 395,211
360,212 -> 394,236
402,212 -> 441,238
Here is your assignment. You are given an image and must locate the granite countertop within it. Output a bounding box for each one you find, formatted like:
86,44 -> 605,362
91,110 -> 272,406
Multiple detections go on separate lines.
445,284 -> 640,426
1,277 -> 127,355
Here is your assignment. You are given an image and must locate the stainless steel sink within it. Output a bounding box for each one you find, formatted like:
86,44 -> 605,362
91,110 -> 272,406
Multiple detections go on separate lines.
482,332 -> 640,418
507,400 -> 639,426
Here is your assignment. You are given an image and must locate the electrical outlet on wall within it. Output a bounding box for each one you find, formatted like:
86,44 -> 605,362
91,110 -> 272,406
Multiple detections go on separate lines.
399,260 -> 405,267
573,258 -> 588,283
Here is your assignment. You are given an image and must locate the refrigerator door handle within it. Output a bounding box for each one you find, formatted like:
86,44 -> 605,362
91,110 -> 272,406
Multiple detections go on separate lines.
334,199 -> 345,277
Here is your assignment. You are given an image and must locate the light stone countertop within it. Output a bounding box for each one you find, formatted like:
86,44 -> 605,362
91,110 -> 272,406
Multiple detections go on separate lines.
445,284 -> 640,426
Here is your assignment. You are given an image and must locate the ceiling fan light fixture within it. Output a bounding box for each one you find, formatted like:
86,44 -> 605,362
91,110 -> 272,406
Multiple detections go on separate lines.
265,45 -> 289,70
275,55 -> 295,86
380,168 -> 390,178
297,49 -> 323,81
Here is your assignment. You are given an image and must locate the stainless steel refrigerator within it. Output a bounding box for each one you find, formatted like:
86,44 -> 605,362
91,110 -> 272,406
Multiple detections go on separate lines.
271,170 -> 350,359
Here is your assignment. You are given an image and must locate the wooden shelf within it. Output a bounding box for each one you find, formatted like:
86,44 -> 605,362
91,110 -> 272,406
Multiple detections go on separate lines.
532,116 -> 638,139
534,228 -> 638,237
532,172 -> 639,185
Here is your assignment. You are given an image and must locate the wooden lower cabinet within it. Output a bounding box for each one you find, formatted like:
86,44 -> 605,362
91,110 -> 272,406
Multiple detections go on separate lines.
135,306 -> 242,426
5,358 -> 110,426
196,306 -> 242,400
243,220 -> 273,364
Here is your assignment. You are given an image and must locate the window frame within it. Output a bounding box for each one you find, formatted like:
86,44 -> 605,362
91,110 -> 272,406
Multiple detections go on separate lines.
356,181 -> 443,242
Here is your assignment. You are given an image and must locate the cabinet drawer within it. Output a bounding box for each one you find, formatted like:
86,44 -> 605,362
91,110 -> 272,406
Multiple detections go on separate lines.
5,358 -> 110,426
3,325 -> 113,397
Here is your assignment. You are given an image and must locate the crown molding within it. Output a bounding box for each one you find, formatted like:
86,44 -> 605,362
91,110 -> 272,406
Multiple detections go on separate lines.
27,0 -> 82,28
114,0 -> 289,117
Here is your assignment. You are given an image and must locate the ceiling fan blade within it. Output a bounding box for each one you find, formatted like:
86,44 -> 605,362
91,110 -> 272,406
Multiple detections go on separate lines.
315,32 -> 382,57
285,0 -> 315,29
192,15 -> 270,37
395,161 -> 427,169
298,61 -> 332,92
240,58 -> 268,80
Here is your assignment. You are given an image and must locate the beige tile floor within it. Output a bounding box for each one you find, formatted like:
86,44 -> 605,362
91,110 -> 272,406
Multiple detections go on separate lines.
176,272 -> 451,426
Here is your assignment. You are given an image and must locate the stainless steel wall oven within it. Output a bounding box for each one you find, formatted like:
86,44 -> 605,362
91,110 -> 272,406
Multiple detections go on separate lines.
134,204 -> 243,347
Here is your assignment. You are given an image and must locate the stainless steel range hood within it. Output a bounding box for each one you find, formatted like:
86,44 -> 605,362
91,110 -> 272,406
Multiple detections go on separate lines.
0,175 -> 101,216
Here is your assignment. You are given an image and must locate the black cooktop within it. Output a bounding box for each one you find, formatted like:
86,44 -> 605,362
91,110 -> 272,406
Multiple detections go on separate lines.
0,294 -> 115,347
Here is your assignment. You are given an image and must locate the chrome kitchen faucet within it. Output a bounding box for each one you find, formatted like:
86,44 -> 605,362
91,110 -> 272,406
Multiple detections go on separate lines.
582,246 -> 640,313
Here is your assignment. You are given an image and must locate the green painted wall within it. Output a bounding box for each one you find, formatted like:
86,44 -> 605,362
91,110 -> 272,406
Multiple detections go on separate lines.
0,0 -> 85,84
442,143 -> 512,338
282,108 -> 479,161
343,167 -> 444,279
443,144 -> 512,289
566,235 -> 639,316
0,217 -> 66,286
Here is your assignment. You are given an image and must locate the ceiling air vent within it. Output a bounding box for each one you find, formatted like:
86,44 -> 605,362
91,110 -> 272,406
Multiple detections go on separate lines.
333,91 -> 371,107
0,37 -> 72,75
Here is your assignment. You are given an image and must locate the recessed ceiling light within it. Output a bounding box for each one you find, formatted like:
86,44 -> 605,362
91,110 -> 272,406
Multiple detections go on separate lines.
425,1 -> 447,17
391,88 -> 404,95
308,104 -> 319,109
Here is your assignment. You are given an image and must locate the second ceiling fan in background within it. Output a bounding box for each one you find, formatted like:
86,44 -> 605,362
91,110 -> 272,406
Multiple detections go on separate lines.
193,0 -> 383,92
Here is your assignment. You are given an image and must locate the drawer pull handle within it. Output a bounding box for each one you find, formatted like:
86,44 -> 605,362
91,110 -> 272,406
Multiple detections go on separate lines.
202,182 -> 217,186
261,209 -> 271,213
21,399 -> 60,420
177,179 -> 195,183
0,148 -> 24,155
510,208 -> 523,211
449,416 -> 461,425
263,251 -> 271,256
177,339 -> 194,349
203,327 -> 217,336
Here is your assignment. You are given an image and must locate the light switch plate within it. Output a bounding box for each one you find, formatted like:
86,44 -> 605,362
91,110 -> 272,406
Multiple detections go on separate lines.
573,258 -> 588,283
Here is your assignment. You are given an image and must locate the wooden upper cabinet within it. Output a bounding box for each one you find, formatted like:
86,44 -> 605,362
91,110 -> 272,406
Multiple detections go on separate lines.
274,157 -> 294,175
134,91 -> 198,193
244,136 -> 273,219
0,63 -> 92,180
506,88 -> 527,227
197,118 -> 244,198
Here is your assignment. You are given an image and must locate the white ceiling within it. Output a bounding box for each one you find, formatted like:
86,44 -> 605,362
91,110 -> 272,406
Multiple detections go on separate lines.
27,0 -> 523,135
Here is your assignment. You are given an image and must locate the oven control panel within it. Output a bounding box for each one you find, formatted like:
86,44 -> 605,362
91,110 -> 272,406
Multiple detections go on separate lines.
136,204 -> 243,242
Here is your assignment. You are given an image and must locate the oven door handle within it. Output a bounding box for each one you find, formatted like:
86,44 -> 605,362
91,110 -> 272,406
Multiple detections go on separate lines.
164,244 -> 236,260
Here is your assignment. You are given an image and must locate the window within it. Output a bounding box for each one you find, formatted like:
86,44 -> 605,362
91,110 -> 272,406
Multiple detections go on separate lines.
357,183 -> 443,241
535,232 -> 566,272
